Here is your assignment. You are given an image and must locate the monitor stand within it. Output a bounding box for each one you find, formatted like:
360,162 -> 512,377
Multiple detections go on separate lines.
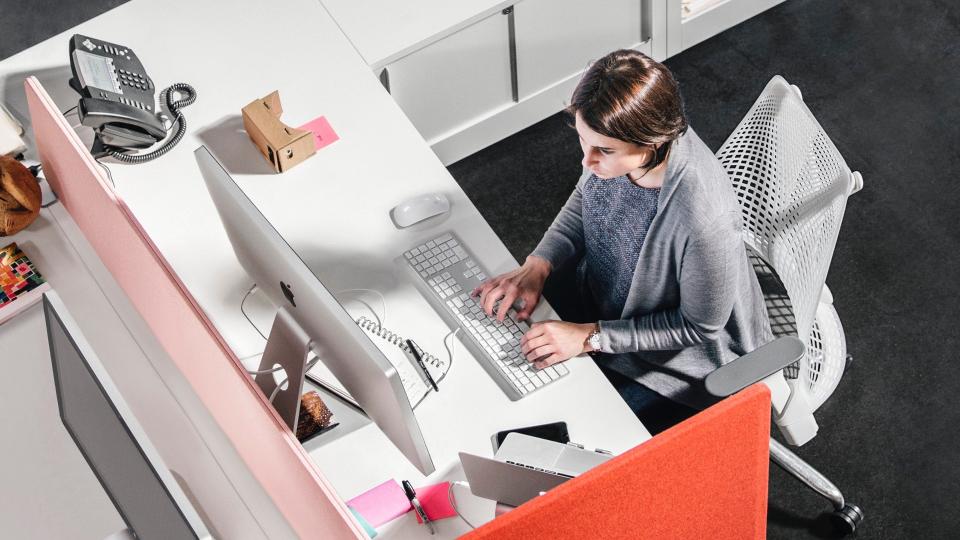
251,306 -> 310,432
241,286 -> 372,446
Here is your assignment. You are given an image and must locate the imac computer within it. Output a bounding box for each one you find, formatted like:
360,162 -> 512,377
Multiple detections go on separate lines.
194,145 -> 435,475
44,291 -> 212,540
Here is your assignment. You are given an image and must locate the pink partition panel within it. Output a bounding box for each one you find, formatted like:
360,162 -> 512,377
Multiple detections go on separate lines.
25,77 -> 362,539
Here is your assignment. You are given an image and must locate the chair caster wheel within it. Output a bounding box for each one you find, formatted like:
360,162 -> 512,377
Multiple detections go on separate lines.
831,503 -> 864,535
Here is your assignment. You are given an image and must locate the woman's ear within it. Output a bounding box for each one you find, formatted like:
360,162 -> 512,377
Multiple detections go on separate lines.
642,145 -> 658,168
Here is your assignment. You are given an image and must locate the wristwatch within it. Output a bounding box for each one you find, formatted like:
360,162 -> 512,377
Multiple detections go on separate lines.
587,324 -> 602,352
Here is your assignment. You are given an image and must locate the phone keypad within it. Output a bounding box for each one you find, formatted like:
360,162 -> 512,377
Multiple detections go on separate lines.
116,69 -> 150,90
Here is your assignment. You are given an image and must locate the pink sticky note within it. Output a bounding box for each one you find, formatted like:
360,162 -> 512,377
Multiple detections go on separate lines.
414,482 -> 457,523
298,116 -> 339,150
346,479 -> 411,527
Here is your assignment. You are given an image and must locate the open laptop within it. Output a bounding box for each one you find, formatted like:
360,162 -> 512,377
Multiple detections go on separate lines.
459,433 -> 613,507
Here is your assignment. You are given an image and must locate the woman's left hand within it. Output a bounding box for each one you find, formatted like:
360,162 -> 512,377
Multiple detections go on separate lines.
520,321 -> 595,369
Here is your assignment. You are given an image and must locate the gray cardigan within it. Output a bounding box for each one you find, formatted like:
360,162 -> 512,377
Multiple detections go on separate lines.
531,127 -> 773,409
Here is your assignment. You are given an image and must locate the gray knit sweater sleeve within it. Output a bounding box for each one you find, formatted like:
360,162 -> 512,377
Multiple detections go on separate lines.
530,171 -> 589,269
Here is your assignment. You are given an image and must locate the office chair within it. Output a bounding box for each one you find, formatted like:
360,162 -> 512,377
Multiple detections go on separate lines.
713,75 -> 865,533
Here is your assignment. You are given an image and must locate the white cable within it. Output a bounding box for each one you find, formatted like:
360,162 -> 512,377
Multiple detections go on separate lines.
435,328 -> 460,385
269,355 -> 323,403
448,481 -> 476,529
337,288 -> 387,327
247,363 -> 287,375
241,284 -> 269,342
95,158 -> 116,188
347,298 -> 382,329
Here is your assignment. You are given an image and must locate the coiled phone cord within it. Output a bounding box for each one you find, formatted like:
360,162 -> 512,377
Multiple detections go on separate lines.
107,82 -> 197,164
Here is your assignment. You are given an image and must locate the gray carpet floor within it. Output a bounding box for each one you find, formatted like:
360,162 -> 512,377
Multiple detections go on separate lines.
4,0 -> 957,538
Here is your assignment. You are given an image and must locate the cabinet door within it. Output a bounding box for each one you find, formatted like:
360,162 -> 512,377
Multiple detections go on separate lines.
514,0 -> 644,102
666,0 -> 786,56
380,11 -> 514,144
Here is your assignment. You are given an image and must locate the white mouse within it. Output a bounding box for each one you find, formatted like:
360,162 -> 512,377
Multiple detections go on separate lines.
390,193 -> 450,228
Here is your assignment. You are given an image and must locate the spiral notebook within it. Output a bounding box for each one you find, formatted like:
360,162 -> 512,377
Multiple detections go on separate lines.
306,316 -> 450,408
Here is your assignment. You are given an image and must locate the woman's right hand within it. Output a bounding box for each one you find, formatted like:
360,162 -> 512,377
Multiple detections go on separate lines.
472,256 -> 551,322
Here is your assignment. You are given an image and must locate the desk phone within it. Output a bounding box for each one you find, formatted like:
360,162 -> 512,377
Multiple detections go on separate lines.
69,34 -> 196,163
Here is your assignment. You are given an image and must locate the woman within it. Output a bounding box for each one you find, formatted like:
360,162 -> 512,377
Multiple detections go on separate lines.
472,49 -> 772,433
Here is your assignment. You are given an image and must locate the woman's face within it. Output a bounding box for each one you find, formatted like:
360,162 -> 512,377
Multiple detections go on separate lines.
575,112 -> 654,180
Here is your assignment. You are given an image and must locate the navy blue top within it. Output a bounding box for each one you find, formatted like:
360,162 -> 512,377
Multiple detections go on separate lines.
582,174 -> 660,320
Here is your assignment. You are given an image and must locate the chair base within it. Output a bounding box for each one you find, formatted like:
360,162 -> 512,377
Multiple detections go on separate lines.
770,438 -> 864,536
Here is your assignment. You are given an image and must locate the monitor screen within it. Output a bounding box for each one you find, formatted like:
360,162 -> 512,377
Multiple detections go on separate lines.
45,293 -> 206,540
195,145 -> 434,475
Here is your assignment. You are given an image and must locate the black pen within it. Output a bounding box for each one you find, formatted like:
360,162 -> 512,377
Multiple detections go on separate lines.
406,339 -> 439,392
402,479 -> 435,534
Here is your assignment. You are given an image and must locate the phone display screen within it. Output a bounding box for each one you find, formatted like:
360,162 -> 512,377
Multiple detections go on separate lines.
494,421 -> 570,450
72,50 -> 121,94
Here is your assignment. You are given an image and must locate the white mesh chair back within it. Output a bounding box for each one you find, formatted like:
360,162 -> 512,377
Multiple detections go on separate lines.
717,76 -> 860,349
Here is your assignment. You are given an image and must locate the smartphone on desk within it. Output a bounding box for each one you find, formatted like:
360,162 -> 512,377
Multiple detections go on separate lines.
493,421 -> 569,451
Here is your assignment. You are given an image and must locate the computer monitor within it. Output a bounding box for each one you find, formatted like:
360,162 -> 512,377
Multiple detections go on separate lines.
194,145 -> 435,475
44,291 -> 211,540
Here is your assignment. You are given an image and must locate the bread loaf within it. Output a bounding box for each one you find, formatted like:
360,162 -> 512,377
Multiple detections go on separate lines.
0,156 -> 41,236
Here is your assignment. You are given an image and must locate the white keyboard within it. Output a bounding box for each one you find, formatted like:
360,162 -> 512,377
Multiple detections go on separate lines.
402,232 -> 568,400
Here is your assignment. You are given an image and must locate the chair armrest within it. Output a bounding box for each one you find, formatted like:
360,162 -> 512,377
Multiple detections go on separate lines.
705,337 -> 805,398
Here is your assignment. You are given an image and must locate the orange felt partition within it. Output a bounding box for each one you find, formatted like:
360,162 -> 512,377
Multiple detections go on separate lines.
463,384 -> 772,540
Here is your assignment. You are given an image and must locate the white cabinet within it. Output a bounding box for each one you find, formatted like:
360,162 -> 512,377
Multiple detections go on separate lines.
372,1 -> 662,165
514,0 -> 646,101
666,0 -> 785,56
330,0 -> 793,164
379,10 -> 514,145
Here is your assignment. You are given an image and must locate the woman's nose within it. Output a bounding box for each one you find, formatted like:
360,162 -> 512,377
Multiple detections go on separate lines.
582,150 -> 598,168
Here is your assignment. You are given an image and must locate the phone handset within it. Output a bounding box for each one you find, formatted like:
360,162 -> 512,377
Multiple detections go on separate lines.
78,97 -> 166,147
68,34 -> 196,164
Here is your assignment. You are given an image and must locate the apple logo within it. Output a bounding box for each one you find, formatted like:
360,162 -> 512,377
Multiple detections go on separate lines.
280,281 -> 296,307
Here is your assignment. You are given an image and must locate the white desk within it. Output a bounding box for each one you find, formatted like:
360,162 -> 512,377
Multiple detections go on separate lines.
0,0 -> 649,537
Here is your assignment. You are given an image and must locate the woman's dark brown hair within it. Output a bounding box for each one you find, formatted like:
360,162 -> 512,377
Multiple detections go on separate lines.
569,49 -> 688,168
